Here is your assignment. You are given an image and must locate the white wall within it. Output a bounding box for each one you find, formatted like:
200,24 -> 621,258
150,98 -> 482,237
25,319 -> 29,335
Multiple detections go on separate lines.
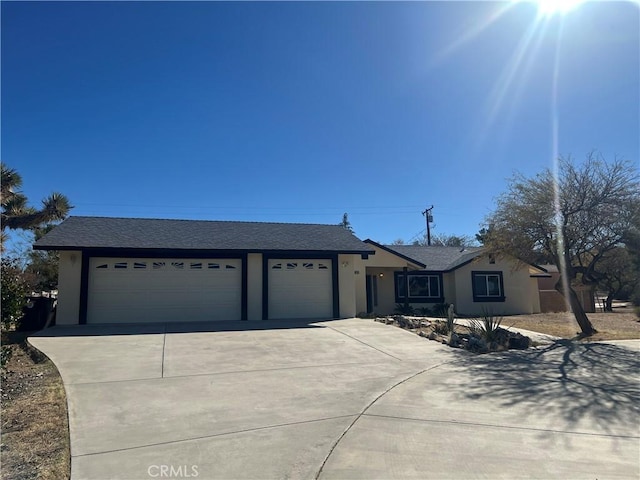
56,250 -> 82,325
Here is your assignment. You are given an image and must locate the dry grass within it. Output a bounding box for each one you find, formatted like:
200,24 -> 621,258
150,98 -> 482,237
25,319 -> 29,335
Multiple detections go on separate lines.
1,331 -> 70,480
502,307 -> 640,341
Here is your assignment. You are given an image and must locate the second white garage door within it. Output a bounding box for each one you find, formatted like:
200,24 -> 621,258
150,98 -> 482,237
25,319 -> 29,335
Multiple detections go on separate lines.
268,259 -> 333,319
87,257 -> 242,324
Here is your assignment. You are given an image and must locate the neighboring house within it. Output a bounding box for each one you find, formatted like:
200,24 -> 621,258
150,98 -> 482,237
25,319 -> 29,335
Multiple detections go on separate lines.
33,216 -> 374,324
34,216 -> 548,325
535,264 -> 596,313
355,241 -> 547,316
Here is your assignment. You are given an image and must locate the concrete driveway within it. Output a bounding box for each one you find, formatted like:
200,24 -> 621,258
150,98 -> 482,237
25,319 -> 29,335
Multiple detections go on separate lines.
30,318 -> 639,479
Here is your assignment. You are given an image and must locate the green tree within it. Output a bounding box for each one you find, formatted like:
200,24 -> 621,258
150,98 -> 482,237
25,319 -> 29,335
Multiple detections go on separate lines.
1,258 -> 29,330
595,247 -> 639,311
475,227 -> 492,245
339,212 -> 354,233
24,225 -> 60,291
484,153 -> 640,336
1,163 -> 72,251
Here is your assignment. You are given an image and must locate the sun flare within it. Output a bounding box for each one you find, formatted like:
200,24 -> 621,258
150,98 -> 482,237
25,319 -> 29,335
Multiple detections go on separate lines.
533,0 -> 585,16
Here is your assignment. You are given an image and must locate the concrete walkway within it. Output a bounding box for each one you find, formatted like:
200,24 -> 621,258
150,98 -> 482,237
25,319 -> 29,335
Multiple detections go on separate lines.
30,318 -> 639,479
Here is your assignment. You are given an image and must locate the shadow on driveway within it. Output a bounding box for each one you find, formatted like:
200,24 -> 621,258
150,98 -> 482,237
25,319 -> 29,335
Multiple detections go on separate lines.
30,319 -> 327,337
456,339 -> 640,436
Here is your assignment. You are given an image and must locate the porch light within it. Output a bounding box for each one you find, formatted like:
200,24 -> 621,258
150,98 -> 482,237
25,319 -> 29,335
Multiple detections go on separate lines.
379,273 -> 384,277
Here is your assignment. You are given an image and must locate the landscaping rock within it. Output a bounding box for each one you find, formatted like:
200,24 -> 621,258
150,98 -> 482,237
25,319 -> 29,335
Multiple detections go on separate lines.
508,333 -> 531,350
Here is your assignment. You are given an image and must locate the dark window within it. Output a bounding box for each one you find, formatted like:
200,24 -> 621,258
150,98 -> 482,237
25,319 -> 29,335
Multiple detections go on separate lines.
208,263 -> 220,269
190,262 -> 202,269
134,262 -> 147,269
114,262 -> 127,269
471,271 -> 505,302
395,272 -> 444,303
96,264 -> 108,269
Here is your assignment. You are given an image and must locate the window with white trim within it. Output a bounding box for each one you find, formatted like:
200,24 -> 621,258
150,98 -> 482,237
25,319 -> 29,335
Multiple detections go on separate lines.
394,272 -> 443,303
471,271 -> 505,302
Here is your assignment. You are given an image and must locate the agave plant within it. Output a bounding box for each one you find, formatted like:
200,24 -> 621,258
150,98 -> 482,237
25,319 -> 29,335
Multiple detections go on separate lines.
468,309 -> 503,343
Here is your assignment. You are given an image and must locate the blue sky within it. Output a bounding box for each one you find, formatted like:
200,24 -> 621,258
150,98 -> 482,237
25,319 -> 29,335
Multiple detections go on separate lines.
2,1 -> 638,247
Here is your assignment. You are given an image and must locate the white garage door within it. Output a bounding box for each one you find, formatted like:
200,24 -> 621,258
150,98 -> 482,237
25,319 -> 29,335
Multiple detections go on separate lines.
87,258 -> 242,324
268,259 -> 333,319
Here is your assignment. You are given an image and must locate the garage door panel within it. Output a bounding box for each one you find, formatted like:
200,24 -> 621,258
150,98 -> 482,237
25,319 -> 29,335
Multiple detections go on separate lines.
87,258 -> 241,324
268,259 -> 333,320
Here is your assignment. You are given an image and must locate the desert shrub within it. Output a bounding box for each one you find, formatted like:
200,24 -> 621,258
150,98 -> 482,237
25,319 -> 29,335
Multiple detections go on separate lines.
431,303 -> 450,318
468,309 -> 504,343
394,303 -> 415,315
416,307 -> 431,316
433,313 -> 456,336
1,258 -> 28,331
433,321 -> 450,335
1,346 -> 13,370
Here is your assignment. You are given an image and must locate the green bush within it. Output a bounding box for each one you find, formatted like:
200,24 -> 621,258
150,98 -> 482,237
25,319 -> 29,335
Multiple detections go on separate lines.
1,258 -> 28,331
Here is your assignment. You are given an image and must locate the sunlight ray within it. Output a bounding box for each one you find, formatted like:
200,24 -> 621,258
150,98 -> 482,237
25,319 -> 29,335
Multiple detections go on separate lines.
471,15 -> 550,148
431,3 -> 515,66
549,17 -> 573,313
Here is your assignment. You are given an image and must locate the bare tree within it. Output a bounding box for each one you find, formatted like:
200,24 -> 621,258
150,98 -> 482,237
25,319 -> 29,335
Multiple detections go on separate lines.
484,153 -> 640,336
411,233 -> 476,247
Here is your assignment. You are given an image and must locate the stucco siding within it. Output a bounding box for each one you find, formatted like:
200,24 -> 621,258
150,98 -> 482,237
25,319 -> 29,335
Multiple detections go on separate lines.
338,254 -> 357,317
354,256 -> 367,314
454,256 -> 540,316
56,250 -> 82,325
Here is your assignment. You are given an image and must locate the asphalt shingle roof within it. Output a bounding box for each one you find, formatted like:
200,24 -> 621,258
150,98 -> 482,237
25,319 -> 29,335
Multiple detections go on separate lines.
382,244 -> 484,271
34,216 -> 374,253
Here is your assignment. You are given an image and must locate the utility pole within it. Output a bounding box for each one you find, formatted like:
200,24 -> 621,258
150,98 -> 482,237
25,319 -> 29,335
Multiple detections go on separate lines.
422,206 -> 434,246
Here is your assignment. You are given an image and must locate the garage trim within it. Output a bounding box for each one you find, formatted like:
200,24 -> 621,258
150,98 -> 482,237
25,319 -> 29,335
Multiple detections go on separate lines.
262,252 -> 339,320
78,249 -> 248,324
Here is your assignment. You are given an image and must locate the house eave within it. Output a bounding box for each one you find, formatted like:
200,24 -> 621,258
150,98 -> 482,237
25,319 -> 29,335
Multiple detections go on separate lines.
363,239 -> 427,269
34,245 -> 376,257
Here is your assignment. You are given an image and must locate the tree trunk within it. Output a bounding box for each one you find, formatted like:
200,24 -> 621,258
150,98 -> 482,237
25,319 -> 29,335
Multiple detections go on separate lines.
556,283 -> 597,336
605,294 -> 614,312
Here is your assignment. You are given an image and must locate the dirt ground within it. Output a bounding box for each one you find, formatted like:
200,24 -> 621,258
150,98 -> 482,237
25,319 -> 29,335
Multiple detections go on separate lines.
1,331 -> 70,480
502,307 -> 640,341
